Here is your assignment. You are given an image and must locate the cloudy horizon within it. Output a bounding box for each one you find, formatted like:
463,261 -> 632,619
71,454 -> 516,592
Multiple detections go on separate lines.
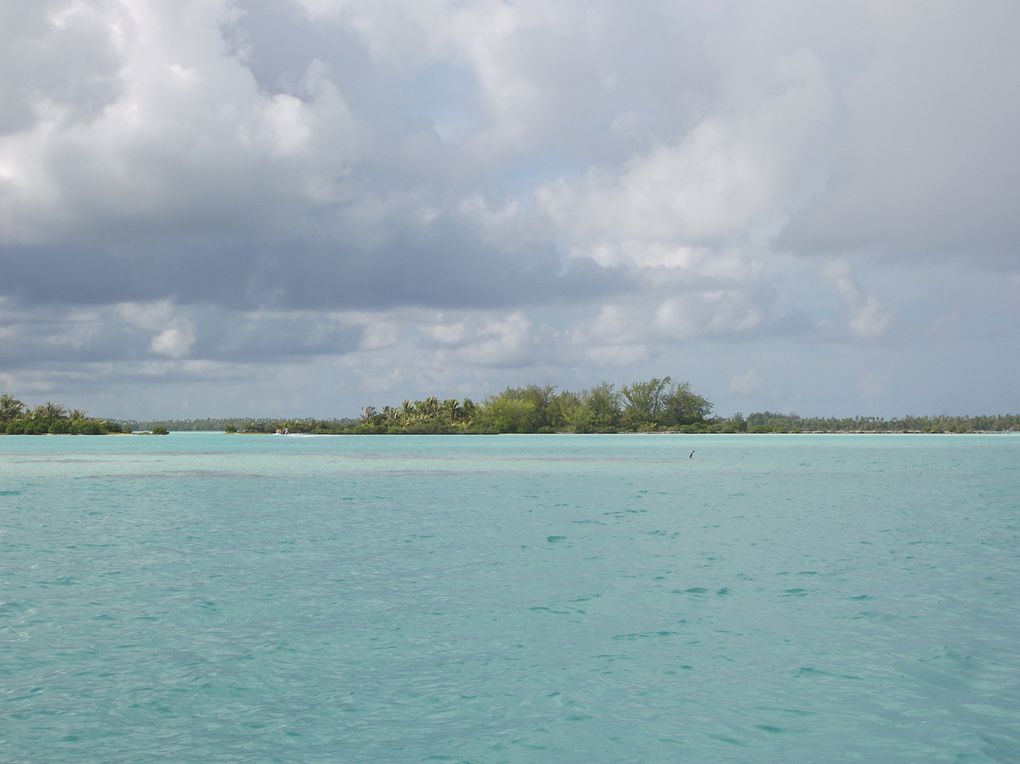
2,0 -> 1018,419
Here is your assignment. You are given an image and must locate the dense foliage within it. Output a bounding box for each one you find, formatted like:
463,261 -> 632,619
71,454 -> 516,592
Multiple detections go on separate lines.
725,412 -> 1020,434
144,406 -> 1020,435
129,377 -> 715,435
0,394 -> 126,435
9,386 -> 1016,436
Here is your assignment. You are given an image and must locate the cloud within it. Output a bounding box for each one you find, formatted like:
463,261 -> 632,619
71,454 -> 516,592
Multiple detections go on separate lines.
119,299 -> 196,358
655,292 -> 766,340
150,327 -> 196,358
0,1 -> 122,135
1,0 -> 1018,417
778,1 -> 1020,267
822,261 -> 891,339
539,47 -> 832,266
0,0 -> 630,318
0,298 -> 363,373
455,312 -> 540,366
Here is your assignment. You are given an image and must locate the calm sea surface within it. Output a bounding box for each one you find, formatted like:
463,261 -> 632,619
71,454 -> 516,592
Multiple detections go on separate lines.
2,433 -> 1019,762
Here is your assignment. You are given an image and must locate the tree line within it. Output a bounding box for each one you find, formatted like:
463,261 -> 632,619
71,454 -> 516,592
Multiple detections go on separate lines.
312,377 -> 713,434
726,411 -> 1020,434
7,386 -> 1018,436
0,394 -> 126,435
146,400 -> 1020,435
131,377 -> 713,434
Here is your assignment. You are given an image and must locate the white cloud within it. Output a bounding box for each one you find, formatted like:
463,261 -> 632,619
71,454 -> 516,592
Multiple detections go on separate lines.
655,292 -> 765,340
848,296 -> 891,340
823,261 -> 891,339
1,0 -> 1018,417
420,319 -> 468,346
118,300 -> 197,357
456,312 -> 540,367
359,320 -> 400,351
149,327 -> 196,358
118,300 -> 181,330
537,48 -> 832,269
0,3 -> 361,243
265,93 -> 313,156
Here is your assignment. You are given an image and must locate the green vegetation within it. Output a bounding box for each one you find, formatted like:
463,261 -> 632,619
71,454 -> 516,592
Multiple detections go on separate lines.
129,377 -> 716,435
0,394 -> 126,435
724,412 -> 1020,434
10,386 -> 1015,437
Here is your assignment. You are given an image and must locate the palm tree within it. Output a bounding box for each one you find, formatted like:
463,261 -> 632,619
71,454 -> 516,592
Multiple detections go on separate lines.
0,393 -> 24,421
69,409 -> 87,421
441,399 -> 461,424
418,396 -> 441,420
399,400 -> 415,426
35,401 -> 66,421
382,406 -> 398,428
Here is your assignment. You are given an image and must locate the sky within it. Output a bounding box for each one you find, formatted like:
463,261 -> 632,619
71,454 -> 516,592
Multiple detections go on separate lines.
1,0 -> 1018,420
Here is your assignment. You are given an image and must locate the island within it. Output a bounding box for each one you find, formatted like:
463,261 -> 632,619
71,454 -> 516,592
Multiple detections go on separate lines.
0,394 -> 129,435
120,378 -> 1019,435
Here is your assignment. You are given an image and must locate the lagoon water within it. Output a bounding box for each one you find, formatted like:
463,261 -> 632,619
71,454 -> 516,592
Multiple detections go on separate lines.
2,433 -> 1019,762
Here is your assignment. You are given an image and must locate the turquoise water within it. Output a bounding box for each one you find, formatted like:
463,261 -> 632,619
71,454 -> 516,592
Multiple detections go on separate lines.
2,433 -> 1019,762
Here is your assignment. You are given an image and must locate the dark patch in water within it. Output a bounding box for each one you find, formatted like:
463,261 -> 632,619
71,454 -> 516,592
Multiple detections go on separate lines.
38,576 -> 75,587
614,630 -> 680,640
706,734 -> 748,747
602,508 -> 646,517
546,535 -> 567,543
0,490 -> 22,496
83,471 -> 268,480
403,534 -> 434,543
753,705 -> 816,718
795,665 -> 862,680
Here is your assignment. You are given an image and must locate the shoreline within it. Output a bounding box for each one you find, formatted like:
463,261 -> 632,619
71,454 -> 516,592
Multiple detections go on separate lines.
113,429 -> 1020,437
